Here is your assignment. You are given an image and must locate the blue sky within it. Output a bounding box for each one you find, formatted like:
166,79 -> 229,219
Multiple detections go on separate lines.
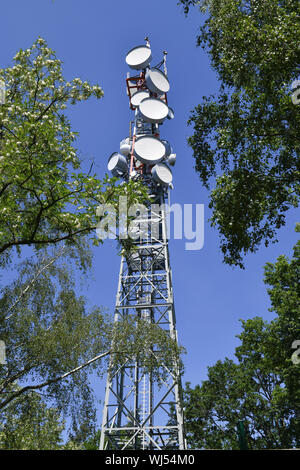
0,0 -> 298,401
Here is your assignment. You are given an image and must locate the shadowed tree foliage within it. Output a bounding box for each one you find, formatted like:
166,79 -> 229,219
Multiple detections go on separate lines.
178,0 -> 300,267
0,391 -> 65,450
184,232 -> 300,449
0,243 -> 183,445
0,243 -> 110,424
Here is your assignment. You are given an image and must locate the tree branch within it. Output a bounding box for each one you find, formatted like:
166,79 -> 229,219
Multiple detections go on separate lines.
0,350 -> 110,410
4,245 -> 67,321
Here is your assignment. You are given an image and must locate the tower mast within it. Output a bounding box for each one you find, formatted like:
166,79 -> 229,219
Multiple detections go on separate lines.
100,40 -> 185,450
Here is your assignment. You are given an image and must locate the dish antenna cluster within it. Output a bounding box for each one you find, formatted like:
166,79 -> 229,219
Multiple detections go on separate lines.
107,39 -> 176,189
100,39 -> 186,451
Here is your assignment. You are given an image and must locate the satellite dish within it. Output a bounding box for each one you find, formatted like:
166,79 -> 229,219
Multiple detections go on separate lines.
167,153 -> 176,166
126,45 -> 152,70
139,97 -> 169,124
167,107 -> 175,120
120,138 -> 131,156
145,68 -> 170,95
134,136 -> 166,164
131,90 -> 150,108
151,163 -> 173,186
108,152 -> 128,177
161,139 -> 172,158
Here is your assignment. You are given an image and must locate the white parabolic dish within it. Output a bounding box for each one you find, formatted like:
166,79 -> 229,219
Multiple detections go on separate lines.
134,136 -> 166,164
125,45 -> 152,70
145,68 -> 170,95
139,97 -> 169,124
131,90 -> 150,108
120,138 -> 131,156
152,163 -> 173,186
167,107 -> 175,120
108,152 -> 127,175
161,139 -> 172,157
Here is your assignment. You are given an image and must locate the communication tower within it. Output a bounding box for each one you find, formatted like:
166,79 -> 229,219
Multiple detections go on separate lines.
100,39 -> 186,450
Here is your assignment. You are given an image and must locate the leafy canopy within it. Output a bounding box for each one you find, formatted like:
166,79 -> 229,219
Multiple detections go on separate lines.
0,244 -> 109,418
0,242 -> 182,412
184,233 -> 300,449
0,37 -> 148,264
0,38 -> 182,448
0,391 -> 65,450
179,0 -> 300,267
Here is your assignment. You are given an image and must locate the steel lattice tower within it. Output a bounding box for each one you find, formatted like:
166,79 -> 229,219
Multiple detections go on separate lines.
100,40 -> 186,450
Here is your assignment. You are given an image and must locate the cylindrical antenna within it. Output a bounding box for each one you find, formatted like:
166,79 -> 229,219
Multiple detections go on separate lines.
163,51 -> 168,77
145,36 -> 150,48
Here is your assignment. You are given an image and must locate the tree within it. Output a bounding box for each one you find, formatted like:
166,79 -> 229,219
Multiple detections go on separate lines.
178,0 -> 300,267
263,224 -> 300,408
184,234 -> 300,449
0,37 -> 182,448
0,243 -> 182,443
177,0 -> 211,14
81,429 -> 101,450
0,243 -> 110,423
0,37 -> 147,265
0,391 -> 65,450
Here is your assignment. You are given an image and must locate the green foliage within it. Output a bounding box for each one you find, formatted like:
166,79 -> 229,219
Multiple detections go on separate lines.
0,37 -> 149,263
0,243 -> 183,445
0,38 -> 181,449
263,228 -> 300,406
180,0 -> 300,267
184,237 -> 300,449
82,429 -> 101,450
0,391 -> 65,450
110,316 -> 185,383
177,0 -> 210,15
66,415 -> 98,450
0,243 -> 111,425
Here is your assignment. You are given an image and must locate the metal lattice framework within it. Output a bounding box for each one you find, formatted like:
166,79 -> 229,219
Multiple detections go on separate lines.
100,40 -> 186,450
